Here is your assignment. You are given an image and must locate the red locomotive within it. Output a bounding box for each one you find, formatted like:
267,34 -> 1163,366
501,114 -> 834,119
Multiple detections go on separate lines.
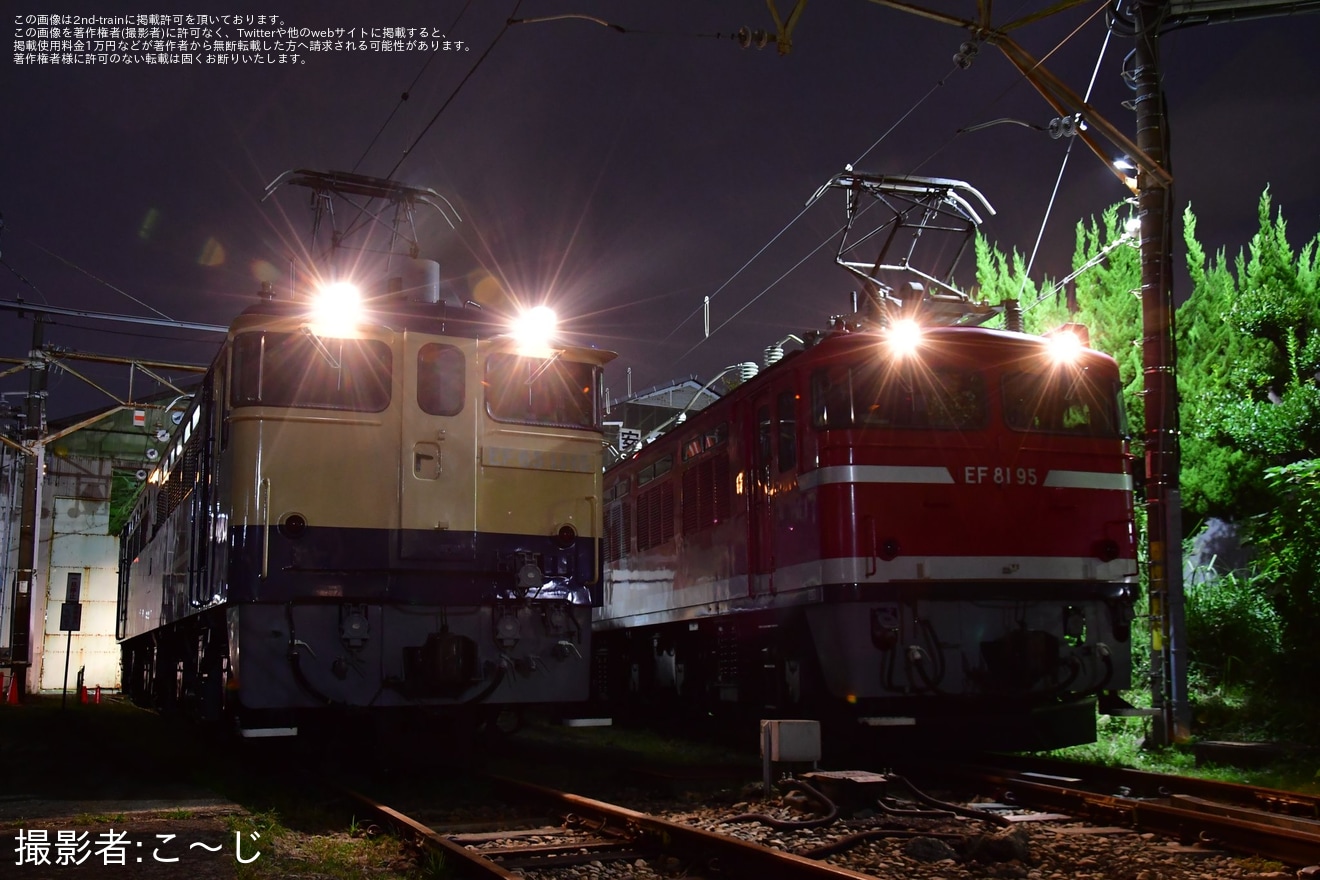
591,174 -> 1138,749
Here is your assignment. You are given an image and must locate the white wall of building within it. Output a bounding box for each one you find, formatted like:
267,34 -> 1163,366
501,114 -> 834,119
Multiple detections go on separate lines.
38,495 -> 120,691
16,452 -> 123,693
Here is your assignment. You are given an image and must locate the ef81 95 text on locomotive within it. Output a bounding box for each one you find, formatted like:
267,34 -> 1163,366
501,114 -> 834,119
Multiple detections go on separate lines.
591,173 -> 1139,751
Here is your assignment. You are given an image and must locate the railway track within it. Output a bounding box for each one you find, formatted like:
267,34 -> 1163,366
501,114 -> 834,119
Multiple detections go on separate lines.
339,760 -> 1320,879
906,755 -> 1320,868
316,720 -> 1320,879
344,775 -> 880,880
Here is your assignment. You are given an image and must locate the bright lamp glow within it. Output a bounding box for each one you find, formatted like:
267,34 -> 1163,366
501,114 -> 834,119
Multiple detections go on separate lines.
885,319 -> 923,356
510,305 -> 558,352
1046,329 -> 1085,364
311,281 -> 364,336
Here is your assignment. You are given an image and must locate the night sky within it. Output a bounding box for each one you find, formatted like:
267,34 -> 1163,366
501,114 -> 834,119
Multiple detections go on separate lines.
5,1 -> 1318,421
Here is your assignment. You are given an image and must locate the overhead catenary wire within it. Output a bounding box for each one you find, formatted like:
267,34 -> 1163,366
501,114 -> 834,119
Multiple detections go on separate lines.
344,4 -> 732,248
1020,23 -> 1114,309
682,221 -> 849,362
24,239 -> 174,320
385,1 -> 525,181
908,0 -> 1111,176
681,0 -> 1115,359
333,1 -> 516,250
350,0 -> 477,174
670,64 -> 964,355
380,4 -> 744,184
0,257 -> 49,305
669,0 -> 1054,353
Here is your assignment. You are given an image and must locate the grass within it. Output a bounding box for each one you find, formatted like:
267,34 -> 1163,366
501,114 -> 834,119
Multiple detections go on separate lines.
223,806 -> 435,879
1042,692 -> 1320,795
70,812 -> 128,824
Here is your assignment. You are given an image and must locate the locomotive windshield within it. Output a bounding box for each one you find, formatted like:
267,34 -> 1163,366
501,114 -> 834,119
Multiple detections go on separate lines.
485,353 -> 601,430
1002,369 -> 1124,437
812,364 -> 987,430
230,331 -> 392,412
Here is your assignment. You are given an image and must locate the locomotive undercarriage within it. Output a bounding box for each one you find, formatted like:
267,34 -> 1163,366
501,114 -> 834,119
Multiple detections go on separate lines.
592,581 -> 1136,750
120,595 -> 591,737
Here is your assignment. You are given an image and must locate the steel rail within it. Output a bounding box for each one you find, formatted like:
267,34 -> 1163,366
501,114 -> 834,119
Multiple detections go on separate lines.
929,763 -> 1320,867
487,774 -> 880,880
942,753 -> 1320,814
345,776 -> 881,880
346,788 -> 524,880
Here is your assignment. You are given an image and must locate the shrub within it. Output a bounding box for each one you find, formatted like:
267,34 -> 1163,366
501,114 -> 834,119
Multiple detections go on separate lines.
1183,568 -> 1280,690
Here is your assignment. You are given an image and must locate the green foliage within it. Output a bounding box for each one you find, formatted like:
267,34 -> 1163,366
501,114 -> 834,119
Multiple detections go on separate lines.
1068,206 -> 1143,443
976,191 -> 1320,744
972,233 -> 1068,333
1248,460 -> 1320,673
974,207 -> 1143,438
1179,190 -> 1320,521
1182,568 -> 1280,690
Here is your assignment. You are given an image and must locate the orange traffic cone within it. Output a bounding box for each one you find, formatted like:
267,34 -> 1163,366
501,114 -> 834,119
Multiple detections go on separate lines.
5,672 -> 19,705
93,685 -> 102,705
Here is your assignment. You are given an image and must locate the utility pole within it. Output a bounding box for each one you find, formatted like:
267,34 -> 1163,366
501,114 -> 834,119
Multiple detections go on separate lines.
7,316 -> 47,700
861,0 -> 1191,743
1132,0 -> 1191,745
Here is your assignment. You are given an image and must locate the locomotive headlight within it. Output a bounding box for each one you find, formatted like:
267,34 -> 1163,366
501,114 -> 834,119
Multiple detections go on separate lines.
1045,323 -> 1089,364
1046,330 -> 1084,364
884,318 -> 923,356
310,281 -> 364,337
510,305 -> 558,354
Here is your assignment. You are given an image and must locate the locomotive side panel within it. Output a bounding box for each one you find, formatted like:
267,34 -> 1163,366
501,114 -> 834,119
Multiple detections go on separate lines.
119,380 -> 224,643
595,327 -> 1139,749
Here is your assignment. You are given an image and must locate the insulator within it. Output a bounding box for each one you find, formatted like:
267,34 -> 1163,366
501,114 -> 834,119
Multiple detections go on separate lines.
1049,114 -> 1085,139
764,345 -> 784,367
737,361 -> 759,382
737,26 -> 769,49
1002,299 -> 1023,333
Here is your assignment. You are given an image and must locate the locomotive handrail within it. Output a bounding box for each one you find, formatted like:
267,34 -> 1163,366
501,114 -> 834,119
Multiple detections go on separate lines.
228,412 -> 385,427
488,427 -> 592,440
585,494 -> 600,586
259,477 -> 271,579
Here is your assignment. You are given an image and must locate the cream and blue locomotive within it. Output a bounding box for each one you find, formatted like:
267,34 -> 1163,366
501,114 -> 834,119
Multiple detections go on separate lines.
115,171 -> 615,737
